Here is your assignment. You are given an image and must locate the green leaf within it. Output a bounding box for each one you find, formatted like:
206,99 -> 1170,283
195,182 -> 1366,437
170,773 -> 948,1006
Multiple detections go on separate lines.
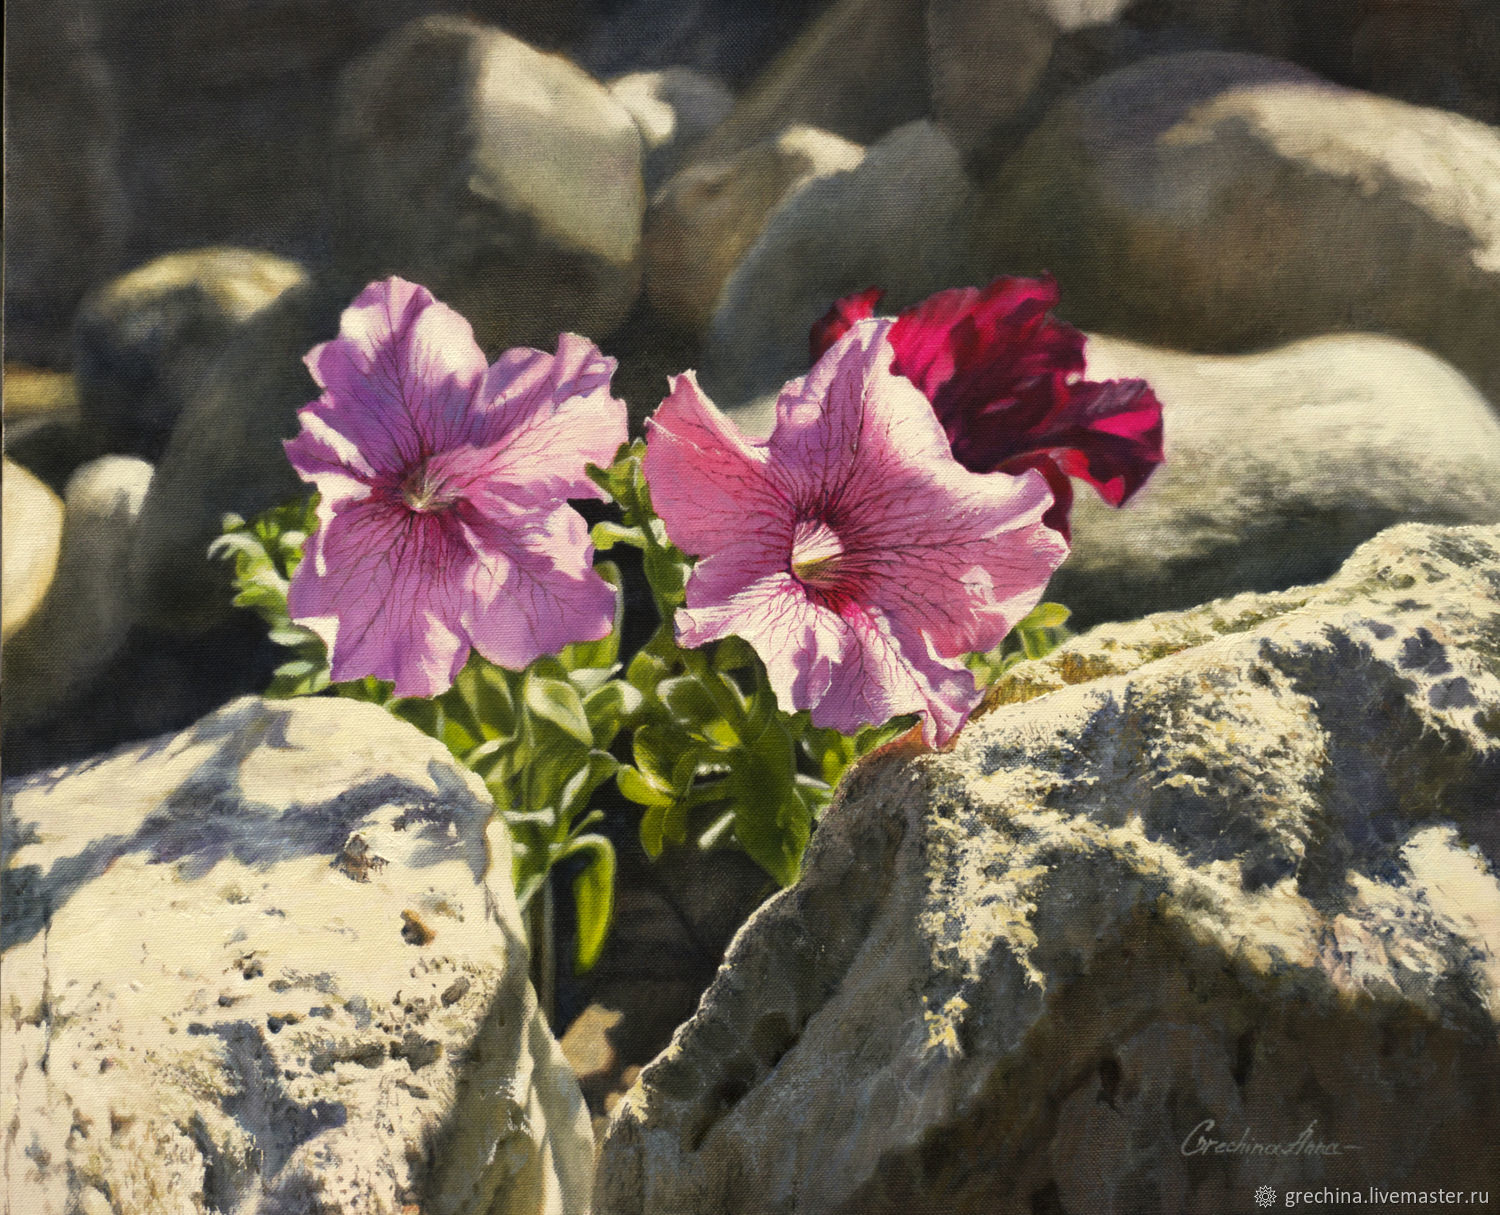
452,660 -> 517,739
728,719 -> 809,886
618,764 -> 673,809
591,521 -> 645,551
583,681 -> 641,747
658,676 -> 738,746
565,834 -> 616,972
562,562 -> 624,670
639,796 -> 691,857
523,674 -> 593,745
1019,601 -> 1071,631
558,751 -> 619,825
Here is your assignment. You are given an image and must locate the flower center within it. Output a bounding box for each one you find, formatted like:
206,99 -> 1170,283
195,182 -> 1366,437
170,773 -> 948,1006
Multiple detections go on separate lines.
400,461 -> 460,514
790,519 -> 847,590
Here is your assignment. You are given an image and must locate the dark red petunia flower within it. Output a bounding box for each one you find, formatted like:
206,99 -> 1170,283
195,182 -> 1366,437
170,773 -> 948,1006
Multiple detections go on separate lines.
810,277 -> 1165,539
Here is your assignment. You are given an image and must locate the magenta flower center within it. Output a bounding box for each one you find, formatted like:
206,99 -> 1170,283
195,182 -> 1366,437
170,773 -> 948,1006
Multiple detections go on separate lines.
400,460 -> 461,514
790,518 -> 851,590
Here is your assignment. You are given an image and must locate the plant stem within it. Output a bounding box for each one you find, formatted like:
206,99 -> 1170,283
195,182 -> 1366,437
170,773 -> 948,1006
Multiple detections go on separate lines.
528,871 -> 556,1027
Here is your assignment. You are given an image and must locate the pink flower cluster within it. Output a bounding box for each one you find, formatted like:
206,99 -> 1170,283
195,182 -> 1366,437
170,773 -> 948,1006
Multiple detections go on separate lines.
285,276 -> 1163,744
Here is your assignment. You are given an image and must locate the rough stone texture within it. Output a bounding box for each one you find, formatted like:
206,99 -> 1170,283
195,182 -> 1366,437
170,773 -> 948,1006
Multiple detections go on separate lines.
976,51 -> 1500,410
1052,333 -> 1500,627
332,15 -> 645,355
610,68 -> 735,192
3,457 -> 154,727
926,0 -> 1131,159
74,249 -> 309,461
2,461 -> 66,643
644,126 -> 864,333
129,277 -> 342,631
597,522 -> 1500,1214
2,696 -> 593,1215
700,121 -> 979,415
683,0 -> 928,165
5,0 -> 129,366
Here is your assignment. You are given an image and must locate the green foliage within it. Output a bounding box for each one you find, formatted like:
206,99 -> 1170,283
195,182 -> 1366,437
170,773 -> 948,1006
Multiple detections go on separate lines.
213,457 -> 1077,970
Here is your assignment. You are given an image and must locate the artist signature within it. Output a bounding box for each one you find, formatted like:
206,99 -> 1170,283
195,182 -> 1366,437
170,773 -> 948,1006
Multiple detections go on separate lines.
1180,1119 -> 1362,1158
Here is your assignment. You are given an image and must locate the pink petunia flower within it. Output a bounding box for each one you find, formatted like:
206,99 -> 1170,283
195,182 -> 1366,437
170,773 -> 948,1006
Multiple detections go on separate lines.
645,318 -> 1070,747
284,277 -> 627,697
810,276 -> 1165,539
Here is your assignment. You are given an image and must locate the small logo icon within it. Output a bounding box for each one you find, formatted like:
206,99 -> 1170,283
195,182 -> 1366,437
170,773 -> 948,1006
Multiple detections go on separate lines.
1254,1185 -> 1277,1208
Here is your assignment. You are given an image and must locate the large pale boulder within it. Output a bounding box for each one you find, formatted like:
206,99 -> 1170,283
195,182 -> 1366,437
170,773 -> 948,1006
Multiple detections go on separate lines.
74,248 -> 308,459
597,522 -> 1500,1213
3,456 -> 154,726
1053,333 -> 1500,627
700,121 -> 979,415
332,15 -> 645,355
2,461 -> 65,642
976,51 -> 1500,409
2,696 -> 592,1215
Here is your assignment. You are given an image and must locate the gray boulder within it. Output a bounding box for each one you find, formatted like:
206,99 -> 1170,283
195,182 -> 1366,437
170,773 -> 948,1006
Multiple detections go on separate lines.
645,125 -> 863,334
75,248 -> 308,459
976,51 -> 1500,410
128,278 -> 340,631
332,15 -> 645,355
2,695 -> 593,1215
683,0 -> 929,164
3,456 -> 154,726
597,522 -> 1500,1213
1053,333 -> 1500,627
610,67 -> 735,192
701,121 -> 979,414
926,0 -> 1132,159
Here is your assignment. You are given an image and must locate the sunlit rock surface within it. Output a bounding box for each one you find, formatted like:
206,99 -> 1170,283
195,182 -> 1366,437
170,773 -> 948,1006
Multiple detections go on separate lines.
598,523 -> 1500,1214
2,696 -> 592,1215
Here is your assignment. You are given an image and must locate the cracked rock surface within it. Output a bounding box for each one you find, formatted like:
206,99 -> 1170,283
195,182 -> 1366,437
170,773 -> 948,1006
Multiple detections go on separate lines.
596,523 -> 1500,1214
2,696 -> 591,1215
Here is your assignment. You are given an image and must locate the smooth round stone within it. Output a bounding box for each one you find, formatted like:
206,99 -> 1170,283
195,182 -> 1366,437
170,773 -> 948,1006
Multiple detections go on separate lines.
2,459 -> 65,642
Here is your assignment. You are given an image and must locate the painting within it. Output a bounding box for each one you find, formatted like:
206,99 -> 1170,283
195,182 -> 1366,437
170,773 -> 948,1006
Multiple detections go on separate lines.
5,0 -> 1500,1211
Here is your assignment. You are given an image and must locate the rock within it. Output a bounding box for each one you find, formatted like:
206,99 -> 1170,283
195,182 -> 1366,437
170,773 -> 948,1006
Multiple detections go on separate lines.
75,248 -> 309,459
700,121 -> 980,415
1051,333 -> 1500,627
4,0 -> 129,365
683,0 -> 929,164
926,0 -> 1132,160
2,461 -> 65,642
610,67 -> 735,192
129,278 -> 341,631
2,696 -> 593,1214
575,0 -> 826,89
2,369 -> 88,495
644,125 -> 863,333
3,457 -> 154,727
332,15 -> 645,355
1137,0 -> 1500,125
596,522 -> 1500,1214
976,51 -> 1500,410
91,0 -> 429,264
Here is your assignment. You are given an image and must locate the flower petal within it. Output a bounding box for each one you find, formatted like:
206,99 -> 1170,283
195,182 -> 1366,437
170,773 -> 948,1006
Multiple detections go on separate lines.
472,333 -> 629,507
303,277 -> 488,476
809,286 -> 883,363
459,502 -> 616,671
288,495 -> 472,698
1018,377 -> 1166,507
769,318 -> 955,505
644,372 -> 790,560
